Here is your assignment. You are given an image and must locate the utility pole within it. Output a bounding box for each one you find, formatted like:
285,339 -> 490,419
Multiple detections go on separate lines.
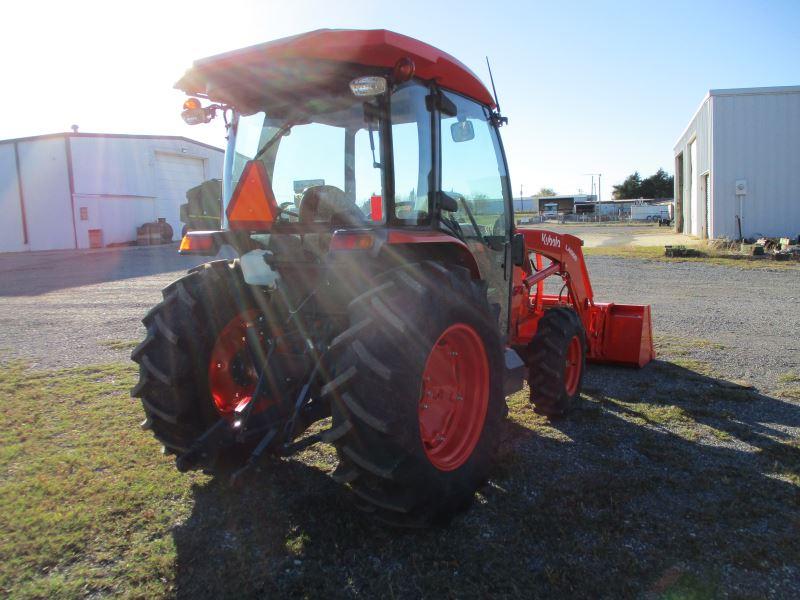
598,173 -> 602,203
583,173 -> 602,202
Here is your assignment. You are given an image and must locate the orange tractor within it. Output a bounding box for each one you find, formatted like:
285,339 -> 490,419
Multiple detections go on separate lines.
132,30 -> 653,526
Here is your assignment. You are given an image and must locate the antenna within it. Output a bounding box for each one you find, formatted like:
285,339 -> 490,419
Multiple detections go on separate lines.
485,57 -> 508,125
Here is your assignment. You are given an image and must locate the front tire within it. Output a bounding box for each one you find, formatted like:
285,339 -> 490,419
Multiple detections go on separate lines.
326,262 -> 506,527
527,306 -> 586,417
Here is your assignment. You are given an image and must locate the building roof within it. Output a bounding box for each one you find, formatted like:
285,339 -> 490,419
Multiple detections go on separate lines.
599,198 -> 673,204
0,131 -> 223,153
675,84 -> 800,148
175,29 -> 496,108
536,194 -> 597,203
709,84 -> 800,97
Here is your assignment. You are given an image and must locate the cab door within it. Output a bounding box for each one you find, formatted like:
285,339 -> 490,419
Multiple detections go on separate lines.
437,89 -> 513,336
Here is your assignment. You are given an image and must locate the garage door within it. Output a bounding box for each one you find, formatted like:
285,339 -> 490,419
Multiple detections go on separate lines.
154,152 -> 205,240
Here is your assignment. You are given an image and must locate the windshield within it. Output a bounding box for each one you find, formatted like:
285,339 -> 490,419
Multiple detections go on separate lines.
226,93 -> 386,227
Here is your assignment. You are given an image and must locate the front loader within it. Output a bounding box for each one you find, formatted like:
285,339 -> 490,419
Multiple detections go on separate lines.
132,29 -> 654,527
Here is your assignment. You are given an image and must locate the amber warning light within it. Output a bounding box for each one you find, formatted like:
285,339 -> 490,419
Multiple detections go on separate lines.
182,97 -> 211,125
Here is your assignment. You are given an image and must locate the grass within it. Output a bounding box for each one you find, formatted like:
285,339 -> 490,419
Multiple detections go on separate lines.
0,360 -> 199,598
778,386 -> 800,401
1,356 -> 799,598
778,371 -> 800,384
583,245 -> 800,270
99,339 -> 140,351
654,334 -> 725,358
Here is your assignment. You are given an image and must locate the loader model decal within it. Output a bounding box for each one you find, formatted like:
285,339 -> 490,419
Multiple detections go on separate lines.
566,245 -> 578,262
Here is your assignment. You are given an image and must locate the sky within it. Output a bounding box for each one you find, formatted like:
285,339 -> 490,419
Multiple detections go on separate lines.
2,0 -> 799,201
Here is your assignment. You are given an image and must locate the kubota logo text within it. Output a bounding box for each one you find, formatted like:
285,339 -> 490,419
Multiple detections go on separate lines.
541,233 -> 561,248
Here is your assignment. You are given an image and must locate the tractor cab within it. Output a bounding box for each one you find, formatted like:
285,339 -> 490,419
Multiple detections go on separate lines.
177,29 -> 515,327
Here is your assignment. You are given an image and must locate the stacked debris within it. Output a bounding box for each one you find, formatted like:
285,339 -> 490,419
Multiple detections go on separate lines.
774,237 -> 800,261
664,236 -> 800,262
741,236 -> 800,260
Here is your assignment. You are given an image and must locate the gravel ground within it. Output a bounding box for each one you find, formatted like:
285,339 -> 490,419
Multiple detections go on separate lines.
1,243 -> 799,598
543,222 -> 702,248
0,244 -> 796,391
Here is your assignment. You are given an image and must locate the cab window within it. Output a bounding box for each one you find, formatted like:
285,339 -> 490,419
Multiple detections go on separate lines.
390,82 -> 432,224
439,90 -> 510,242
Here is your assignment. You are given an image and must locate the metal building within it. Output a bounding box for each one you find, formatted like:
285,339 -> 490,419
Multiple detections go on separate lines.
0,132 -> 223,252
536,194 -> 597,214
673,85 -> 800,239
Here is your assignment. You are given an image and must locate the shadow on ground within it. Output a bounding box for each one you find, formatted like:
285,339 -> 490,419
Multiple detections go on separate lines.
0,244 -> 207,296
172,362 -> 800,598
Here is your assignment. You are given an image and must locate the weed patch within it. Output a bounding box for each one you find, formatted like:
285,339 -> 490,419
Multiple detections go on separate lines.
99,339 -> 139,351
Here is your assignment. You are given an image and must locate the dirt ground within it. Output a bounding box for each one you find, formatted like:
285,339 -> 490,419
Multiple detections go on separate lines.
0,240 -> 794,391
535,222 -> 702,248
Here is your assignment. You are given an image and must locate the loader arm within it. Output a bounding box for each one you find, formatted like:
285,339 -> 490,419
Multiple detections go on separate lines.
510,228 -> 654,368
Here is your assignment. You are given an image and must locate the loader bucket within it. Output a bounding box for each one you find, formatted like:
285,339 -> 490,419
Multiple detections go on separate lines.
591,303 -> 655,368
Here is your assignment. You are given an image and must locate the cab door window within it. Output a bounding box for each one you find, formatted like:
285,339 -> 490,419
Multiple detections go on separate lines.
390,82 -> 432,224
439,89 -> 512,333
439,91 -> 510,243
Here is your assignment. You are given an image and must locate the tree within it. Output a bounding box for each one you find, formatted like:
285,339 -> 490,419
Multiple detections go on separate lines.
537,187 -> 557,197
642,168 -> 673,199
612,169 -> 673,199
612,172 -> 642,199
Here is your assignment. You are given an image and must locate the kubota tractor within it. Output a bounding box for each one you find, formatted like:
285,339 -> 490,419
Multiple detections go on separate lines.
132,29 -> 654,527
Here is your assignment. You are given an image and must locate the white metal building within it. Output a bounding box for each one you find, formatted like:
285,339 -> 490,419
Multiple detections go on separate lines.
673,85 -> 800,239
0,132 -> 223,252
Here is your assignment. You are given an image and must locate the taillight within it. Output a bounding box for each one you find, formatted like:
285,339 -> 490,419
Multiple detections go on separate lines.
226,160 -> 279,230
330,231 -> 374,251
179,232 -> 217,255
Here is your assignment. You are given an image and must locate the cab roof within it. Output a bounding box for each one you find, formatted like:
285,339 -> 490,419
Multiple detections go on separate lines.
175,29 -> 496,109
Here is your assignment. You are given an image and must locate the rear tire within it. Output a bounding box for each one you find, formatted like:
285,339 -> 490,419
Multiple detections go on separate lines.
527,306 -> 586,417
327,262 -> 506,527
130,260 -> 270,469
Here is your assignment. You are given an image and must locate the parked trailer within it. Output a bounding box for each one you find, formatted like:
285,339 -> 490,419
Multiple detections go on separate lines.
631,204 -> 671,222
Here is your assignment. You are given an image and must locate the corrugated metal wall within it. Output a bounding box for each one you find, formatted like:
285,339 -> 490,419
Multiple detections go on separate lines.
17,138 -> 75,251
674,96 -> 713,237
712,90 -> 800,238
0,144 -> 26,252
675,88 -> 800,239
0,134 -> 224,252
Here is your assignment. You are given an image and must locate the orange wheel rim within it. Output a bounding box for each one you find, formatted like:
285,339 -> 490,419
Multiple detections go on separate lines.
418,323 -> 490,471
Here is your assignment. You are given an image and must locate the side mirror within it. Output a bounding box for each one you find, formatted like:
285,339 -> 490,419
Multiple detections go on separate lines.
511,233 -> 526,267
451,120 -> 475,143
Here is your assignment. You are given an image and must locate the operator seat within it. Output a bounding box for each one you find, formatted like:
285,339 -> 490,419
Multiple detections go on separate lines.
298,185 -> 365,257
298,185 -> 364,226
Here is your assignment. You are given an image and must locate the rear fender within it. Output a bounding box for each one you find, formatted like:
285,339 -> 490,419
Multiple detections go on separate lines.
328,229 -> 481,279
380,230 -> 481,278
